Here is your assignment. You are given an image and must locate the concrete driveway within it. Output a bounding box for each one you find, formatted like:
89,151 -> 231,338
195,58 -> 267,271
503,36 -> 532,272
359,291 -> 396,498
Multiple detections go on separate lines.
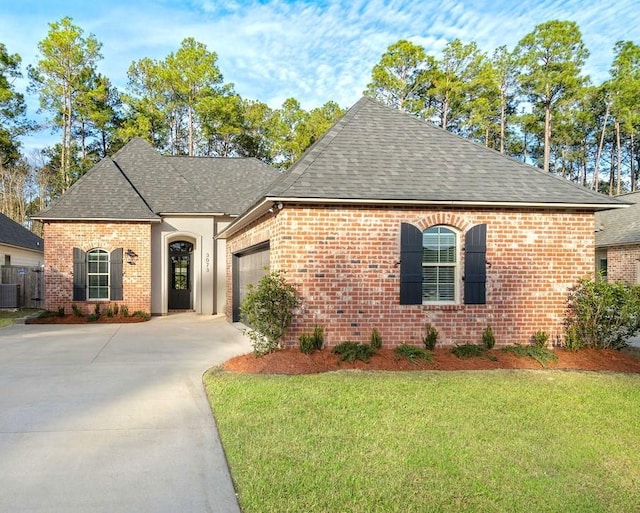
0,314 -> 251,513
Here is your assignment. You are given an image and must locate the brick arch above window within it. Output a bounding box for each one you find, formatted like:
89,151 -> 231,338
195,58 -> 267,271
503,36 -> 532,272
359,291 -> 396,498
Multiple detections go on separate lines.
410,213 -> 473,234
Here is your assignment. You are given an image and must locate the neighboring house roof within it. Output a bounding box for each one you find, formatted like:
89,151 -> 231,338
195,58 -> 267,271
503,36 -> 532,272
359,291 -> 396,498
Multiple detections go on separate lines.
595,191 -> 640,247
33,138 -> 281,221
220,97 -> 627,238
0,213 -> 44,252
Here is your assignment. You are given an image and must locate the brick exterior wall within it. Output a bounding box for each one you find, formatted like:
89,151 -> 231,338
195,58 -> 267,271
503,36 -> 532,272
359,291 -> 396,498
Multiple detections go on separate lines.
602,244 -> 640,284
43,221 -> 152,315
226,205 -> 595,348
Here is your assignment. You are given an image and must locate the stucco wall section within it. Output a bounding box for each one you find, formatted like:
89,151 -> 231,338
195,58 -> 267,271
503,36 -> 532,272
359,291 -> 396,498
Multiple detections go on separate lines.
0,245 -> 43,268
43,221 -> 151,314
226,205 -> 595,348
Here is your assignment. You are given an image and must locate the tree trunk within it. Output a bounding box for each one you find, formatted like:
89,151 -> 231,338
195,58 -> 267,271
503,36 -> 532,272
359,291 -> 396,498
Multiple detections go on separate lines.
615,120 -> 622,195
631,132 -> 636,192
543,100 -> 551,172
592,103 -> 609,190
499,96 -> 506,154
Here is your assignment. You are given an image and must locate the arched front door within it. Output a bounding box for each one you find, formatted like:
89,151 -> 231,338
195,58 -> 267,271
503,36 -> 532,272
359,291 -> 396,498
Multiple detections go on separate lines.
168,240 -> 193,310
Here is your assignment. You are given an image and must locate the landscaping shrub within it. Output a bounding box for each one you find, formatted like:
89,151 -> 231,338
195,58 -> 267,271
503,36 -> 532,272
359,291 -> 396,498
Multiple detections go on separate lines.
370,328 -> 382,350
502,344 -> 558,368
312,325 -> 324,350
394,344 -> 433,364
106,305 -> 114,318
87,313 -> 99,322
332,341 -> 376,363
132,310 -> 150,320
565,278 -> 640,349
120,305 -> 129,317
532,330 -> 549,348
240,270 -> 299,356
482,324 -> 495,349
422,323 -> 439,350
71,303 -> 83,317
451,343 -> 497,360
112,303 -> 119,316
57,306 -> 65,317
299,333 -> 315,354
93,303 -> 101,317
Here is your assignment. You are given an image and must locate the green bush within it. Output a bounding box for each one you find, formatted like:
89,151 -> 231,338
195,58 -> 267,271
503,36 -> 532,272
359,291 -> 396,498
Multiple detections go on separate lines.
87,313 -> 99,322
564,324 -> 584,352
132,310 -> 150,320
502,344 -> 558,368
451,343 -> 496,360
394,344 -> 433,364
106,305 -> 114,318
93,303 -> 101,317
299,333 -> 315,354
565,278 -> 640,349
370,328 -> 382,350
532,330 -> 549,348
71,303 -> 83,317
422,323 -> 439,350
57,306 -> 65,317
332,341 -> 376,363
240,270 -> 299,356
482,324 -> 495,349
112,303 -> 119,316
312,325 -> 324,350
120,305 -> 129,317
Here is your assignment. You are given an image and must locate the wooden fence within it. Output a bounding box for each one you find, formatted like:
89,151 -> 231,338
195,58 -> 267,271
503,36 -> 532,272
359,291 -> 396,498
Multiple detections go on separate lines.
1,265 -> 45,309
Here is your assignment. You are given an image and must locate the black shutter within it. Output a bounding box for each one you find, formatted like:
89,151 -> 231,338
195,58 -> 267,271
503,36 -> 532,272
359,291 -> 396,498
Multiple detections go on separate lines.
464,224 -> 487,305
110,248 -> 123,301
73,248 -> 86,301
400,223 -> 423,305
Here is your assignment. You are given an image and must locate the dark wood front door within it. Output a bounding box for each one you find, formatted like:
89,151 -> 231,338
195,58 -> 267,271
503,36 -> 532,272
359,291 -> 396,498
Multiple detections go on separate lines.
168,241 -> 193,310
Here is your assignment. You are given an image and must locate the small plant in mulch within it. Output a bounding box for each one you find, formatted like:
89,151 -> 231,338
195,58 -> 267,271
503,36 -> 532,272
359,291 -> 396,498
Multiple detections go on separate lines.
332,341 -> 377,363
370,328 -> 382,350
120,305 -> 129,317
422,323 -> 439,350
451,343 -> 497,361
87,313 -> 100,322
132,310 -> 151,320
501,344 -> 558,368
482,324 -> 496,349
532,330 -> 549,348
71,303 -> 83,317
57,306 -> 65,317
394,344 -> 433,364
299,325 -> 325,354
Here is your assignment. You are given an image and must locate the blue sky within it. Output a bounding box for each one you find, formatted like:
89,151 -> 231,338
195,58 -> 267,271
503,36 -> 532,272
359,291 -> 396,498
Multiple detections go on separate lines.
1,0 -> 637,151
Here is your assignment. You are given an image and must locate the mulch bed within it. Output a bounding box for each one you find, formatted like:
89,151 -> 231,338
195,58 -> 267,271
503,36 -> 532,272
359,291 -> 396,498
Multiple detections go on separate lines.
222,347 -> 640,375
27,314 -> 148,324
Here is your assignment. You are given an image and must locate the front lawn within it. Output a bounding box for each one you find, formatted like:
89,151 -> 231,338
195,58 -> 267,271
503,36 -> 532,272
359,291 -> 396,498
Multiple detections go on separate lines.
0,308 -> 42,327
205,370 -> 640,513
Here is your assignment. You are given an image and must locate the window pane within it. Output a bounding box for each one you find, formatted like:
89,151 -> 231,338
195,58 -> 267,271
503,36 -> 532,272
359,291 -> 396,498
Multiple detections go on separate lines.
422,226 -> 457,302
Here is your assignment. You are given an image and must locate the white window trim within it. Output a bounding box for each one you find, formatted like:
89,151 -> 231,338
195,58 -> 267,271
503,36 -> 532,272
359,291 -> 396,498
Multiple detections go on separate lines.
87,249 -> 110,301
422,226 -> 461,305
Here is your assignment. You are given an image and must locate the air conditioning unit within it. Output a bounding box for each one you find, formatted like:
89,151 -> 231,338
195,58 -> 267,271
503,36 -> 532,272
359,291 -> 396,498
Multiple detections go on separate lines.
0,284 -> 19,308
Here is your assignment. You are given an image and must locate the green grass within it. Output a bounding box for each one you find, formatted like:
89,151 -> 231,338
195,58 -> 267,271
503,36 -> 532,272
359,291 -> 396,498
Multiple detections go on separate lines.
0,308 -> 43,327
205,370 -> 640,513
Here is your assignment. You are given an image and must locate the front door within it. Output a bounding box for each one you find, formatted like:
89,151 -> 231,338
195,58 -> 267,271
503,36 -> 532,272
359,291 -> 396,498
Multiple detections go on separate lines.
168,241 -> 193,310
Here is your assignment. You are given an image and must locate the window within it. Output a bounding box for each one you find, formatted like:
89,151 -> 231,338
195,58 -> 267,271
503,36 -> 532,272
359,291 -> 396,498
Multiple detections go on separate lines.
598,258 -> 608,279
4,255 -> 10,266
422,226 -> 458,302
73,248 -> 123,301
400,223 -> 486,306
87,249 -> 110,299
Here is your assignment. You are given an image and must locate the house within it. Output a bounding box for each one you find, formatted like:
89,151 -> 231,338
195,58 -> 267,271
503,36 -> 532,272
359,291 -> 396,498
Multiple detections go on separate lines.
219,97 -> 626,347
0,213 -> 43,268
32,138 -> 280,315
595,191 -> 640,283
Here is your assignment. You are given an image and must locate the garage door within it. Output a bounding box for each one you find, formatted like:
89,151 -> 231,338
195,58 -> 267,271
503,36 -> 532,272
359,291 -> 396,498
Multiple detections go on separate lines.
233,243 -> 270,322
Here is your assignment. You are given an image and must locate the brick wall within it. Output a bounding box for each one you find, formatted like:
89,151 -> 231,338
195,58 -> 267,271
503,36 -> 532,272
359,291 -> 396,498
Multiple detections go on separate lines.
226,205 -> 595,348
43,221 -> 152,315
604,244 -> 640,284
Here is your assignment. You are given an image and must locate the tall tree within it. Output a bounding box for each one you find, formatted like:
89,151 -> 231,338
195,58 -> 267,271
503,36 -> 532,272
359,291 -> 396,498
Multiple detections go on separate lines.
28,17 -> 103,192
365,40 -> 434,116
516,20 -> 589,173
0,43 -> 30,169
608,40 -> 640,192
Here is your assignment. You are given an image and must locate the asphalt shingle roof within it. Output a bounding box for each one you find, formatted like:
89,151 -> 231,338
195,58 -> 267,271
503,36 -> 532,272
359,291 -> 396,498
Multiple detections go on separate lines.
264,96 -> 625,208
595,191 -> 640,247
34,138 -> 280,220
0,213 -> 43,251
